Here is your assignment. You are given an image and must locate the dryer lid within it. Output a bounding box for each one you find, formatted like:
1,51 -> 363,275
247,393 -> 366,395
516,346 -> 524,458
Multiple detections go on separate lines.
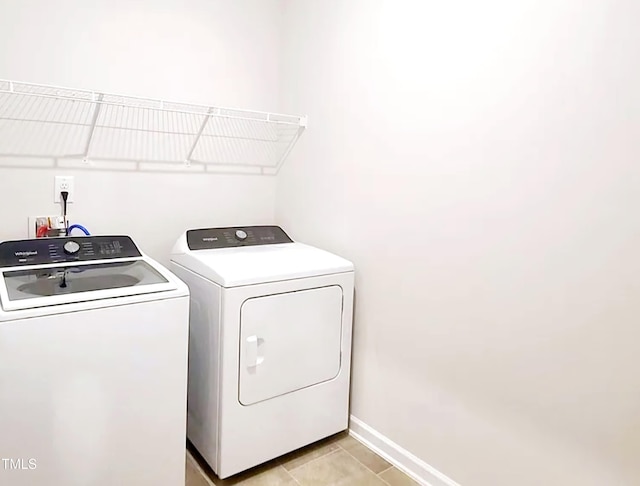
172,242 -> 353,287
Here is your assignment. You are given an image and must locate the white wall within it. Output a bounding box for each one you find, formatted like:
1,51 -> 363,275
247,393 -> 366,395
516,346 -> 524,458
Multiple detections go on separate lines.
0,0 -> 284,262
277,1 -> 640,485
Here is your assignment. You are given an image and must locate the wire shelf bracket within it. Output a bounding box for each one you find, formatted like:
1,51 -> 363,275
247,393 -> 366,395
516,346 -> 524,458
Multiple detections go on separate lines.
81,92 -> 104,164
185,107 -> 217,167
0,79 -> 307,175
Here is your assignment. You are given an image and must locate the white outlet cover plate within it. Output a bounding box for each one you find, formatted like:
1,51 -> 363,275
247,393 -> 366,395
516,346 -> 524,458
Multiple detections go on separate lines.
54,175 -> 75,203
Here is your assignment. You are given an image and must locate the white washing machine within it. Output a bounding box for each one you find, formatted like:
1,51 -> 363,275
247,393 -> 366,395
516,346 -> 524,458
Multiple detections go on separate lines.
0,235 -> 189,486
170,226 -> 354,479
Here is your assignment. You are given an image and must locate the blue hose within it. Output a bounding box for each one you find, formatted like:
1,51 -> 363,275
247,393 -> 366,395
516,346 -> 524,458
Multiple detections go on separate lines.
67,224 -> 90,236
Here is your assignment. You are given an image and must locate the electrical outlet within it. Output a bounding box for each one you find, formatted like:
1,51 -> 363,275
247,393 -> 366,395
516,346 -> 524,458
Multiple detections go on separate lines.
54,176 -> 75,203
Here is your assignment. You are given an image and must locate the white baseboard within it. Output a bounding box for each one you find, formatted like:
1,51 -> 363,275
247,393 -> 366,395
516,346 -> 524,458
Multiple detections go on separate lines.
349,415 -> 460,486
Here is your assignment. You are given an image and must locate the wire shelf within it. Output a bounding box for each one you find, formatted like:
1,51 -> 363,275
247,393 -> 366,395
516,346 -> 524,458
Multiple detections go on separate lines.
0,80 -> 306,174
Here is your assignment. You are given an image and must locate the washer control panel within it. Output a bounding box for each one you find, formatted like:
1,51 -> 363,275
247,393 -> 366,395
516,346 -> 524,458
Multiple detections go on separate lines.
0,236 -> 142,267
187,226 -> 293,250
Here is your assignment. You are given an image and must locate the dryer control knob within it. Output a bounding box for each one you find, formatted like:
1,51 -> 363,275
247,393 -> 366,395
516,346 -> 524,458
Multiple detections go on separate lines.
63,240 -> 81,255
235,230 -> 248,241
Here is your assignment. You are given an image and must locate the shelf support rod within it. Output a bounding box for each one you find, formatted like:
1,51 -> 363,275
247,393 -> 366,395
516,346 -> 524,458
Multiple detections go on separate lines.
82,93 -> 104,163
274,125 -> 305,174
185,107 -> 215,165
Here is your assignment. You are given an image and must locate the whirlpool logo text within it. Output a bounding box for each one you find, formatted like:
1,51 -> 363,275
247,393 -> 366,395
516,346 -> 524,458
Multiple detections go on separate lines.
14,251 -> 37,257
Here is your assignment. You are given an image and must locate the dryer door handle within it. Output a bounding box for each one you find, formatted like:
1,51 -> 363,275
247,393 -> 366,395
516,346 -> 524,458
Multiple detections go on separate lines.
245,335 -> 265,368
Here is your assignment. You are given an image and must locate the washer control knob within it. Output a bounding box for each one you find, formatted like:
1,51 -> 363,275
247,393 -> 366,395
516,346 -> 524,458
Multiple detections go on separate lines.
63,240 -> 81,255
235,230 -> 248,241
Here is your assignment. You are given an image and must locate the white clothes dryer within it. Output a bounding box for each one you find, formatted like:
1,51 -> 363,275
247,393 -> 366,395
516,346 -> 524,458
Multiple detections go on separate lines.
170,226 -> 354,479
0,235 -> 189,486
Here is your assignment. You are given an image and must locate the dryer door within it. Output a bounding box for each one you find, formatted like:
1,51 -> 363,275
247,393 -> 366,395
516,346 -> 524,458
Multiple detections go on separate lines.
238,285 -> 343,405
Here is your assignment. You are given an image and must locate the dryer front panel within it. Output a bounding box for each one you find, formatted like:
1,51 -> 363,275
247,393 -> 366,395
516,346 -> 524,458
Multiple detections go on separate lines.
238,285 -> 342,405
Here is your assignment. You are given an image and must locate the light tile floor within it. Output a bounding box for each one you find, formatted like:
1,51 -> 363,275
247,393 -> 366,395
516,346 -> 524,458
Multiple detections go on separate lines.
186,432 -> 419,486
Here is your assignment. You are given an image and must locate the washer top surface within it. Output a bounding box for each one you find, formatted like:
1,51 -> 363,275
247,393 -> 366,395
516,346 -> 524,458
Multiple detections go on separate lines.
0,235 -> 187,317
171,226 -> 353,287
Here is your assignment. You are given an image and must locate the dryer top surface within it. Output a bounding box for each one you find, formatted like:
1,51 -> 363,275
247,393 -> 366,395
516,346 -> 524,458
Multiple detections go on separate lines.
171,240 -> 353,288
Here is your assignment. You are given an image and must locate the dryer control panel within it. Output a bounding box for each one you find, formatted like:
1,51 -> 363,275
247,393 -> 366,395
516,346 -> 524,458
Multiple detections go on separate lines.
187,226 -> 293,250
0,236 -> 142,267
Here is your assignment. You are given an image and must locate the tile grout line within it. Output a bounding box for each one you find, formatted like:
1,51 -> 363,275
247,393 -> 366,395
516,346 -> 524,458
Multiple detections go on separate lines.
286,448 -> 342,473
277,464 -> 303,485
282,464 -> 303,486
189,438 -> 395,485
337,441 -> 393,479
378,465 -> 419,486
188,444 -> 343,484
378,475 -> 393,486
339,440 -> 419,485
377,464 -> 397,486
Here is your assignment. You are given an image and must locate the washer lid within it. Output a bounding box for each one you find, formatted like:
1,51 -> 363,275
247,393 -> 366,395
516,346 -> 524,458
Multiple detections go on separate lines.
172,242 -> 353,287
0,236 -> 184,312
0,258 -> 180,312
